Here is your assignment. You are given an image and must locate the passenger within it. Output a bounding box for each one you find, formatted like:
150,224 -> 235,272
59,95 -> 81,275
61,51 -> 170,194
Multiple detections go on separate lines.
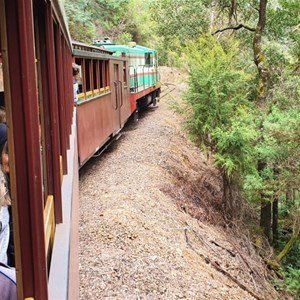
0,106 -> 6,124
0,263 -> 17,300
0,123 -> 7,158
72,63 -> 80,103
0,124 -> 10,265
0,174 -> 10,265
1,141 -> 13,267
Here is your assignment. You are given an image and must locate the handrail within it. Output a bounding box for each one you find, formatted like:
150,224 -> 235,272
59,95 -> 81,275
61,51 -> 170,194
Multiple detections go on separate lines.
118,80 -> 123,107
113,81 -> 118,109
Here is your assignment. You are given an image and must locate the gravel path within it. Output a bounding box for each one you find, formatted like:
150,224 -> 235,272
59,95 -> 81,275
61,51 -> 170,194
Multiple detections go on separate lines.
79,68 -> 281,300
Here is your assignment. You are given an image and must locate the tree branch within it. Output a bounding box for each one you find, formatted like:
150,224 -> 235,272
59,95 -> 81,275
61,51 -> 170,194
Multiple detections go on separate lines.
213,23 -> 255,35
249,3 -> 259,12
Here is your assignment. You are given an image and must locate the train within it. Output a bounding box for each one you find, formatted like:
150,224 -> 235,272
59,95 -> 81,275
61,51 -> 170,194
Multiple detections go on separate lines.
74,40 -> 160,166
0,1 -> 160,299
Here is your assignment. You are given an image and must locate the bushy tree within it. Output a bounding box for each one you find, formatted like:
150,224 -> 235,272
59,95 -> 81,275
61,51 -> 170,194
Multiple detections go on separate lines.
185,36 -> 257,216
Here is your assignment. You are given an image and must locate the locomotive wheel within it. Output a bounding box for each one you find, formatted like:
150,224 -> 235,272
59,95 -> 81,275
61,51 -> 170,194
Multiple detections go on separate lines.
153,97 -> 157,107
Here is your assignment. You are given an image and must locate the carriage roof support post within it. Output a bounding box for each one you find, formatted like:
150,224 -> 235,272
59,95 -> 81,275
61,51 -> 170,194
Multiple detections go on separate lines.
55,25 -> 67,175
1,0 -> 48,299
44,0 -> 63,223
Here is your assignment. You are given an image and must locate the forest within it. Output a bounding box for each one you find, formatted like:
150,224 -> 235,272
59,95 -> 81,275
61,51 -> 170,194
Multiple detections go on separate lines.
64,0 -> 300,297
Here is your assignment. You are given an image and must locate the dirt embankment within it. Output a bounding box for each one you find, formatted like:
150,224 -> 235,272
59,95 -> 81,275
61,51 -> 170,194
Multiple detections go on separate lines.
79,67 -> 286,300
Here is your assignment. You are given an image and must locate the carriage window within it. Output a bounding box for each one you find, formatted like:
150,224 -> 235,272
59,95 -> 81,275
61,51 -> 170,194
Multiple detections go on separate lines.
93,60 -> 99,93
85,59 -> 91,96
99,61 -> 103,89
105,61 -> 109,88
76,58 -> 109,99
99,60 -> 109,92
75,58 -> 83,94
103,61 -> 108,87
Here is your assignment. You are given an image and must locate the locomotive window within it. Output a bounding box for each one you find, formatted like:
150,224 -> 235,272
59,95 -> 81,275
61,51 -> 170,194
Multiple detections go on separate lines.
123,62 -> 127,86
145,52 -> 152,65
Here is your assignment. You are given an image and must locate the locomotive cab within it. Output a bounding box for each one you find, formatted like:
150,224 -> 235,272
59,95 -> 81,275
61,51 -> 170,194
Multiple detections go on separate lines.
93,39 -> 161,114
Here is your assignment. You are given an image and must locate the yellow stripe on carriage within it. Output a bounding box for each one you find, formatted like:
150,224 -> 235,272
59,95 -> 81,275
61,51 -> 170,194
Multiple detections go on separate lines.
77,92 -> 85,100
93,89 -> 100,96
86,91 -> 93,98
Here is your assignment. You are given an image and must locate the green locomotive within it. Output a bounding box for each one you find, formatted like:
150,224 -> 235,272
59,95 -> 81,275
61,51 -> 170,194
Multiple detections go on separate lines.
93,38 -> 161,113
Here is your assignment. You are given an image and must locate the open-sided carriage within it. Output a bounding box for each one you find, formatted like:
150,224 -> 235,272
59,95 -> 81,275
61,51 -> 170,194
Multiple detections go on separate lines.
0,1 -> 78,299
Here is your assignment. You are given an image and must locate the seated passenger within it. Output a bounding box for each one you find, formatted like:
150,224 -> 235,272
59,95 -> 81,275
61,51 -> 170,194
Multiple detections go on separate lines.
1,141 -> 13,266
72,63 -> 80,103
0,106 -> 6,124
0,124 -> 10,265
0,263 -> 16,300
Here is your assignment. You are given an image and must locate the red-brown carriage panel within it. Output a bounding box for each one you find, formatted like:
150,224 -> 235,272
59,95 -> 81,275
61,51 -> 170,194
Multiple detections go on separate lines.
2,0 -> 48,298
76,93 -> 120,166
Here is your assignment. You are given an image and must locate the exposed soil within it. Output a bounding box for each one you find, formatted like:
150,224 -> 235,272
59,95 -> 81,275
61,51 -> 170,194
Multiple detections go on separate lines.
79,67 -> 287,300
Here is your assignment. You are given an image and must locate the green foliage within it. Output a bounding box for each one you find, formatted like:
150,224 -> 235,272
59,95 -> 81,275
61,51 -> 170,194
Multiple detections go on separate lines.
213,107 -> 258,176
243,71 -> 300,204
150,0 -> 209,65
124,0 -> 158,46
291,32 -> 300,71
151,0 -> 209,44
275,265 -> 300,298
64,0 -> 96,43
115,32 -> 133,44
260,73 -> 300,191
90,0 -> 130,37
267,0 -> 300,41
64,0 -> 159,46
264,41 -> 293,86
284,266 -> 300,298
243,174 -> 263,204
64,0 -> 131,43
185,36 -> 257,178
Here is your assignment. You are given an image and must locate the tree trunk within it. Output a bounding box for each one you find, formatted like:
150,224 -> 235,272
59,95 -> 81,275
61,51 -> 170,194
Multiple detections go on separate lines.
258,158 -> 271,239
253,1 -> 271,239
276,235 -> 298,264
272,199 -> 278,245
276,212 -> 300,264
253,0 -> 269,106
209,1 -> 217,33
286,189 -> 293,203
222,172 -> 233,219
260,200 -> 271,239
228,0 -> 237,25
